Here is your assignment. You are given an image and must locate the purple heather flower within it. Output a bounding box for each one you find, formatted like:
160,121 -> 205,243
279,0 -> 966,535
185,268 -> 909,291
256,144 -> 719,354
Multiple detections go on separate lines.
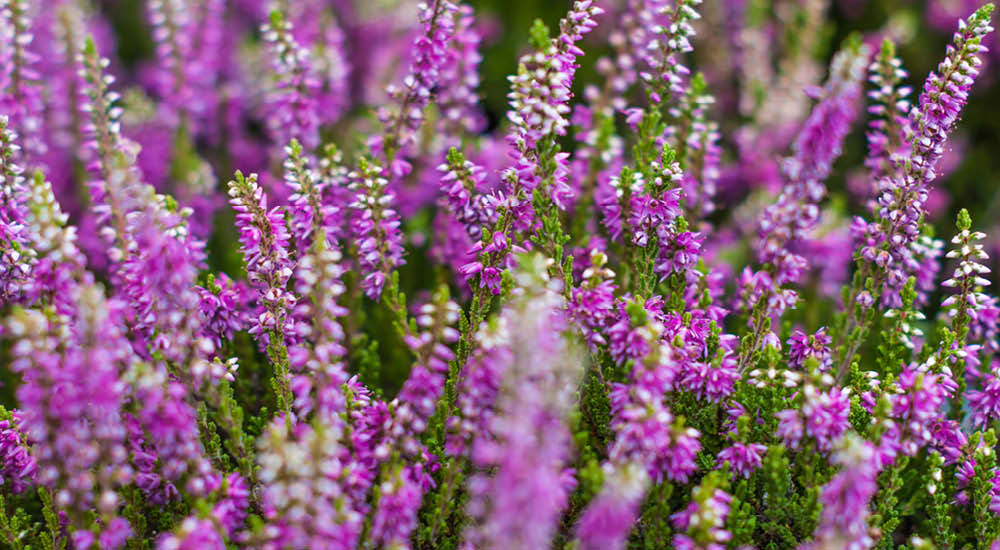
118,196 -> 217,382
787,328 -> 833,371
204,471 -> 249,536
859,5 -> 994,304
634,0 -> 701,104
889,363 -> 953,455
280,0 -> 351,130
606,296 -> 660,365
499,0 -> 604,232
609,388 -> 702,483
435,4 -> 485,137
568,249 -> 619,350
130,367 -> 213,502
371,463 -> 427,550
25,2 -> 91,214
757,42 -> 869,288
437,149 -> 494,241
666,312 -> 739,403
776,385 -> 851,453
145,0 -> 221,130
603,299 -> 707,485
600,162 -> 682,248
0,409 -> 36,494
349,158 -> 405,300
228,171 -> 296,343
361,293 -> 453,545
196,273 -> 250,347
19,170 -> 88,314
864,39 -> 911,192
679,357 -> 739,403
677,81 -> 722,219
969,369 -> 1000,427
0,118 -> 35,303
284,138 -> 340,253
459,230 -> 519,296
941,215 -> 992,331
954,454 -> 997,507
395,295 -> 460,437
288,236 -> 349,417
671,486 -> 732,550
446,314 -> 511,458
430,210 -> 478,287
0,0 -> 45,161
929,417 -> 967,465
717,442 -> 767,478
376,0 -> 460,158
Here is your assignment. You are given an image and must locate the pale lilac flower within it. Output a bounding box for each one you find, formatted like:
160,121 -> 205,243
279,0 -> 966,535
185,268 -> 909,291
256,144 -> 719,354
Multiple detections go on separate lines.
574,462 -> 649,550
465,255 -> 584,550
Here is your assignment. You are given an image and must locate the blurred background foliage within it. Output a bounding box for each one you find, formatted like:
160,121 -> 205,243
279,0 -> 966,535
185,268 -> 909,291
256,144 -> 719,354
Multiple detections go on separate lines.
100,0 -> 1000,252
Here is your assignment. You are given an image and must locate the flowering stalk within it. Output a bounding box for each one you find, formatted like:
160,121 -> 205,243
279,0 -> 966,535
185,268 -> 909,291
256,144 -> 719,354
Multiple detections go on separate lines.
228,171 -> 295,413
635,0 -> 702,105
739,39 -> 869,371
254,417 -> 364,548
19,169 -> 86,317
146,0 -> 197,125
459,0 -> 603,307
262,10 -> 322,151
838,5 -> 995,375
286,145 -> 350,418
367,289 -> 459,549
0,0 -> 44,160
350,157 -> 405,301
500,1 -> 603,234
376,0 -> 459,163
939,209 -> 992,411
435,4 -> 484,138
8,286 -> 133,549
0,118 -> 35,303
463,254 -> 584,550
864,39 -> 911,191
0,407 -> 35,495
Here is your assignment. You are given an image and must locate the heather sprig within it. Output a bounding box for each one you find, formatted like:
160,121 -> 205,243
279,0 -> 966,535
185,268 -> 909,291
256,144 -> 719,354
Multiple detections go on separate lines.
0,0 -> 44,161
376,0 -> 460,163
349,156 -> 405,301
840,4 -> 996,374
262,9 -> 322,151
864,39 -> 911,190
0,117 -> 35,302
463,255 -> 584,550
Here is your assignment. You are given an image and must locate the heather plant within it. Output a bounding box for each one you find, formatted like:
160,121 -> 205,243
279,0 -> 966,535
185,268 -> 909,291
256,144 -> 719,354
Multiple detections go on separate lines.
3,0 -> 1000,549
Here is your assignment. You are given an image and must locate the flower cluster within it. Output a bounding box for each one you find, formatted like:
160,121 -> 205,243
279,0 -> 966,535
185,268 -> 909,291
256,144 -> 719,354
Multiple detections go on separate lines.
0,1 -> 999,549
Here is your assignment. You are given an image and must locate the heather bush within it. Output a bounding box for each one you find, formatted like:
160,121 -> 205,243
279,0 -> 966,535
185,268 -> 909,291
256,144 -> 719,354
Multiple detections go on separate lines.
2,0 -> 1000,549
